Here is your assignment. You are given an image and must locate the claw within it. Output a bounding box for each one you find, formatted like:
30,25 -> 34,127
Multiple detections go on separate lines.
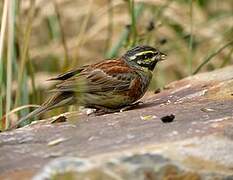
86,101 -> 143,116
120,101 -> 143,112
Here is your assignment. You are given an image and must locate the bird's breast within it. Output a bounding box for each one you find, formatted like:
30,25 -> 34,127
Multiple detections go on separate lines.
126,70 -> 152,101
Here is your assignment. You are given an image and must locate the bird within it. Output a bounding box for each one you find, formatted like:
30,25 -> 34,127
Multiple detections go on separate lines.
15,45 -> 166,127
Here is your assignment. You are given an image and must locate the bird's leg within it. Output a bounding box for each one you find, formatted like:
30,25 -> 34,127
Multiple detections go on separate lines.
87,101 -> 143,116
86,105 -> 120,116
95,108 -> 120,116
119,101 -> 143,112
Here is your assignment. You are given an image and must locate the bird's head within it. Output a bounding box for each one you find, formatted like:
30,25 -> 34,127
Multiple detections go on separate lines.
123,45 -> 166,71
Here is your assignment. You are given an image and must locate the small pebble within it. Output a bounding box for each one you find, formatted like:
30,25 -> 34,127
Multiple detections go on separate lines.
161,114 -> 175,123
200,108 -> 215,112
48,138 -> 66,146
140,115 -> 157,121
154,88 -> 161,94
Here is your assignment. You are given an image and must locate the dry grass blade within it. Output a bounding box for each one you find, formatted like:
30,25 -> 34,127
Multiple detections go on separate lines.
106,3 -> 144,58
2,104 -> 40,130
0,0 -> 8,129
128,0 -> 137,46
104,0 -> 114,53
188,0 -> 193,75
53,1 -> 70,71
14,0 -> 36,107
71,0 -> 93,67
193,40 -> 233,75
6,0 -> 16,129
3,104 -> 40,121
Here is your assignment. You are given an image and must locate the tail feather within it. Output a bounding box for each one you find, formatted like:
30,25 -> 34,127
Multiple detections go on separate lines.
15,106 -> 49,128
13,92 -> 74,129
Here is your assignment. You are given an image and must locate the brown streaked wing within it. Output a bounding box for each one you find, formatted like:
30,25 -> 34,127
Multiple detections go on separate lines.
48,65 -> 89,81
54,59 -> 137,93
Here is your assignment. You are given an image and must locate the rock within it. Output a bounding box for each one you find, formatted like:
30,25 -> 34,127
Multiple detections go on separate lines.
0,66 -> 233,179
34,155 -> 203,180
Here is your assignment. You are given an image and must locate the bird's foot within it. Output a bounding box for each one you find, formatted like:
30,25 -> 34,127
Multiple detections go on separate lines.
87,101 -> 143,116
94,108 -> 120,116
86,106 -> 119,116
119,101 -> 143,112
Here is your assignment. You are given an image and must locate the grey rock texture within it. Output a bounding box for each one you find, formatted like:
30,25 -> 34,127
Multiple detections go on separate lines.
0,66 -> 233,179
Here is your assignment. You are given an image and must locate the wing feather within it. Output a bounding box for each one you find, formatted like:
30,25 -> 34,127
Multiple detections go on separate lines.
48,65 -> 88,81
55,67 -> 136,93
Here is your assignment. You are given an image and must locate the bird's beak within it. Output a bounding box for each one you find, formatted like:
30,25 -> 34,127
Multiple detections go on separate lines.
159,52 -> 167,61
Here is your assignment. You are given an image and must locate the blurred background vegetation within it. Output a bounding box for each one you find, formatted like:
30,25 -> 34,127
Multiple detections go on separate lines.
0,0 -> 232,130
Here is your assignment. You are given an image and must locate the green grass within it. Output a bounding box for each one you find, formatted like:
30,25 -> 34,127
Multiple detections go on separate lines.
14,0 -> 36,108
106,2 -> 144,58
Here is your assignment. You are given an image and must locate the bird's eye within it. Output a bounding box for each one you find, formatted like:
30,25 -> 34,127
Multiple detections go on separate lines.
153,52 -> 158,56
147,53 -> 153,58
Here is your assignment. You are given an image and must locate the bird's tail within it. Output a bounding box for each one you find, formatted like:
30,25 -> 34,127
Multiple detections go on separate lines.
15,105 -> 49,128
13,92 -> 74,129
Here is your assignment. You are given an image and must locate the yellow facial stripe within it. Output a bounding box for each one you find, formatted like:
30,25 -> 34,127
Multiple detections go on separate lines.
137,59 -> 153,64
136,51 -> 154,56
144,59 -> 153,62
129,51 -> 155,61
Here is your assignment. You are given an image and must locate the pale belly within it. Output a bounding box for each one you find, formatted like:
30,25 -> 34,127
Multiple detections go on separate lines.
77,92 -> 134,109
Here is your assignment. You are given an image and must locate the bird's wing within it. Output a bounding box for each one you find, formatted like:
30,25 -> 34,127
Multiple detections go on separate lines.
48,65 -> 89,81
54,60 -> 137,93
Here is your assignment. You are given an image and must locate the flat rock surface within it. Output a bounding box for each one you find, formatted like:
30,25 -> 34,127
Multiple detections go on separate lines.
1,66 -> 233,179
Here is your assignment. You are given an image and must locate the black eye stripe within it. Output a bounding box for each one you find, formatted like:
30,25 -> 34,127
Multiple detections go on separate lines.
153,52 -> 159,56
133,51 -> 160,61
146,53 -> 153,58
139,52 -> 155,59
